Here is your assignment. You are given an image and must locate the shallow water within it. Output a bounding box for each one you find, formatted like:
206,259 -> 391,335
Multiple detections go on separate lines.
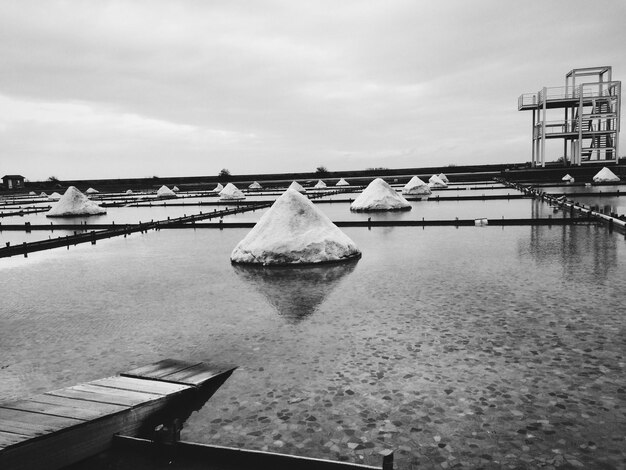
1,221 -> 625,469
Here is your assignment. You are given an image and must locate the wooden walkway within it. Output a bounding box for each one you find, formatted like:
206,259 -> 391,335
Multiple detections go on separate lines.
0,359 -> 236,470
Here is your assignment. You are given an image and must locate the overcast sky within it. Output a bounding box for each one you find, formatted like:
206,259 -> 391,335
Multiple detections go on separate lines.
1,0 -> 624,180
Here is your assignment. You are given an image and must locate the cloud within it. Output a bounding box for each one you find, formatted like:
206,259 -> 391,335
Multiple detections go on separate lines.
0,0 -> 624,179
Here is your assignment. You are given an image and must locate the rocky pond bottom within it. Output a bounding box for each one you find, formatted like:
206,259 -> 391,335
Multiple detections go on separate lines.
1,224 -> 625,469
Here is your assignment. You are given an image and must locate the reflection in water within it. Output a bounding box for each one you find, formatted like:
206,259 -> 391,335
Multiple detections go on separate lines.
232,260 -> 358,322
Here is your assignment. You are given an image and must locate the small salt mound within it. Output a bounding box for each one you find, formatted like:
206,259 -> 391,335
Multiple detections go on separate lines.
402,176 -> 432,196
336,178 -> 349,186
156,185 -> 177,198
28,191 -> 36,196
428,175 -> 448,188
126,189 -> 133,194
351,178 -> 411,212
289,181 -> 306,193
172,186 -> 180,192
220,183 -> 245,200
314,180 -> 326,189
562,174 -> 575,183
438,173 -> 450,183
249,181 -> 262,189
231,188 -> 361,265
49,192 -> 62,201
40,192 -> 47,197
213,183 -> 224,192
85,187 -> 99,194
46,186 -> 106,217
593,167 -> 620,183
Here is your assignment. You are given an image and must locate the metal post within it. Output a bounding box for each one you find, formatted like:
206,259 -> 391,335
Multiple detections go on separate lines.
531,109 -> 536,166
578,84 -> 584,165
541,87 -> 547,167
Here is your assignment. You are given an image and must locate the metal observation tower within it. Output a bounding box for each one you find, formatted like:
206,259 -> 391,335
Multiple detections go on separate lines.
518,66 -> 621,167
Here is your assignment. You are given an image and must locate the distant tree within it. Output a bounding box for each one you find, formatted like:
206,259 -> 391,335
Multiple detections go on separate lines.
47,176 -> 59,183
315,166 -> 329,176
218,168 -> 231,182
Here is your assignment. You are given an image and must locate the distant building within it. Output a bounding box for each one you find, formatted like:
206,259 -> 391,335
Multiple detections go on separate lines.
2,175 -> 25,190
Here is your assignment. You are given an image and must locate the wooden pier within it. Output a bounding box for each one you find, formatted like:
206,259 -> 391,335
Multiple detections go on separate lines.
0,359 -> 236,470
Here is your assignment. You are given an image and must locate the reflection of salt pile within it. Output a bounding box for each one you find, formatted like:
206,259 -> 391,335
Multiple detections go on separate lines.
249,181 -> 262,189
438,173 -> 450,183
156,185 -> 177,198
402,176 -> 432,196
172,186 -> 180,192
232,260 -> 358,322
213,183 -> 224,192
593,167 -> 620,183
351,178 -> 411,211
314,180 -> 326,189
336,178 -> 349,186
562,174 -> 575,183
231,188 -> 361,265
428,175 -> 448,188
47,186 -> 106,217
220,183 -> 245,200
85,187 -> 99,194
288,181 -> 306,193
49,192 -> 62,201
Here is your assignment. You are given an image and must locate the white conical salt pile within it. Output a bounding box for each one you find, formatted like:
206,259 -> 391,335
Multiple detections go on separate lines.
85,187 -> 99,194
562,174 -> 575,183
126,189 -> 133,194
28,191 -> 36,196
49,192 -> 62,200
220,183 -> 245,200
438,173 -> 450,183
172,186 -> 180,192
40,192 -> 47,197
350,178 -> 411,211
231,188 -> 361,265
336,178 -> 349,186
402,176 -> 432,196
213,183 -> 224,192
314,180 -> 327,189
288,181 -> 306,193
249,181 -> 262,189
156,185 -> 177,198
592,167 -> 620,183
428,175 -> 448,188
46,186 -> 106,217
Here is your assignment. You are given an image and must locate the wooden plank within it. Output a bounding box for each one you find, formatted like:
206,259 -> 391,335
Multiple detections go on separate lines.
0,431 -> 30,449
24,394 -> 128,418
0,417 -> 64,437
0,407 -> 83,432
46,384 -> 162,407
161,364 -> 235,386
89,376 -> 190,396
122,359 -> 201,380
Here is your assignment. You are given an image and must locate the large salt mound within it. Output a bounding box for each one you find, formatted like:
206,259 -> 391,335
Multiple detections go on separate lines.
231,189 -> 361,265
288,181 -> 306,193
49,192 -> 62,201
249,181 -> 262,189
220,183 -> 245,200
46,186 -> 106,217
213,183 -> 224,192
336,178 -> 349,186
593,167 -> 620,183
314,180 -> 326,189
428,175 -> 448,188
351,178 -> 411,211
438,173 -> 450,183
156,185 -> 177,198
402,176 -> 432,196
562,174 -> 574,183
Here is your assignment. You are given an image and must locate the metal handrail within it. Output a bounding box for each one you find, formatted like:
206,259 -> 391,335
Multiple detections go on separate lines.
519,80 -> 620,108
534,118 -> 617,136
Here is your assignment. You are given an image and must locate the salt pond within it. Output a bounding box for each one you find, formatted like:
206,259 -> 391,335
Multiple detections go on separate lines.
1,215 -> 625,468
